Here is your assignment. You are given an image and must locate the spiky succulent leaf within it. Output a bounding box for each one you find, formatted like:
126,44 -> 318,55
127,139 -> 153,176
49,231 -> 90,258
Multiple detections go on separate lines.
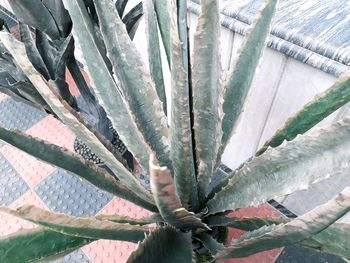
32,30 -> 77,107
0,31 -> 154,205
206,215 -> 288,231
96,214 -> 163,225
40,0 -> 72,38
8,0 -> 61,39
299,223 -> 350,259
35,30 -> 75,81
195,233 -> 225,255
2,205 -> 150,242
19,23 -> 51,80
126,226 -> 193,263
217,186 -> 350,259
169,0 -> 197,210
0,228 -> 93,263
207,118 -> 350,215
122,2 -> 143,40
150,156 -> 209,230
63,0 -> 153,174
257,75 -> 350,155
0,127 -> 156,211
153,0 -> 171,67
0,42 -> 50,112
192,0 -> 221,203
115,0 -> 128,17
144,0 -> 167,115
93,0 -> 171,171
217,0 -> 278,165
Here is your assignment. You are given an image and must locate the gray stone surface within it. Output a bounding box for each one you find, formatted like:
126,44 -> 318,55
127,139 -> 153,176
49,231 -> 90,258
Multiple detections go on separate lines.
0,98 -> 46,131
0,152 -> 28,206
52,250 -> 91,263
35,169 -> 113,217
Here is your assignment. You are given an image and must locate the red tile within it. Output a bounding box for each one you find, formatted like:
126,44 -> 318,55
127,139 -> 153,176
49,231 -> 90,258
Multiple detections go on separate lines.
0,190 -> 49,236
0,211 -> 36,236
66,68 -> 80,96
82,197 -> 151,262
83,240 -> 137,263
9,190 -> 48,210
218,204 -> 283,263
0,145 -> 55,188
0,92 -> 8,102
97,197 -> 151,218
26,115 -> 76,151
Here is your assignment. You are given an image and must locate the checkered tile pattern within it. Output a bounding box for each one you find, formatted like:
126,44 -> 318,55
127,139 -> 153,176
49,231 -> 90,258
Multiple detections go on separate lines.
0,94 -> 151,263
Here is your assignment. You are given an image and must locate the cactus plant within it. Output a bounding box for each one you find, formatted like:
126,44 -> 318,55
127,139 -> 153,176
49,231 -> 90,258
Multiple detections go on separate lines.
0,0 -> 350,262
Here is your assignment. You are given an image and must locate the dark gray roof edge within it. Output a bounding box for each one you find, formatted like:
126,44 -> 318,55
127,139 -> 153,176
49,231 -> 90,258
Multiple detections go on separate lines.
188,1 -> 350,77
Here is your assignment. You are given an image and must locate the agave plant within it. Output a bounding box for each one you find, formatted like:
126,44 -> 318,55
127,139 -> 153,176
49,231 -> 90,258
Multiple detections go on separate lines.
0,0 -> 350,262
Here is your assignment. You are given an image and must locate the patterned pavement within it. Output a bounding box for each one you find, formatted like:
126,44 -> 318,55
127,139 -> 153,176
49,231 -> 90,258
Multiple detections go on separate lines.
0,92 -> 152,263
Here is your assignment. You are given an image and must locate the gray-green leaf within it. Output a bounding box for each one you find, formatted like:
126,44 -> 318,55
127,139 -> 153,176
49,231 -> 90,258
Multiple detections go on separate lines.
217,0 -> 278,166
93,0 -> 171,171
150,156 -> 209,230
257,74 -> 350,155
299,223 -> 350,259
2,205 -> 150,242
207,118 -> 350,215
63,0 -> 152,174
0,227 -> 92,263
126,226 -> 193,263
153,0 -> 171,67
191,0 -> 221,203
144,0 -> 167,116
169,0 -> 197,210
217,186 -> 350,258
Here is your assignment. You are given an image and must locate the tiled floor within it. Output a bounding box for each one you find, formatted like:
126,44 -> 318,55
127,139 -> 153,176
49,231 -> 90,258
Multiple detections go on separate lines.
0,94 -> 152,263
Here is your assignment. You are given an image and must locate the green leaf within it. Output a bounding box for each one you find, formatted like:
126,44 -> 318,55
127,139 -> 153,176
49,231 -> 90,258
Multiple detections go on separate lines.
0,31 -> 154,205
0,126 -> 156,212
8,0 -> 61,39
144,0 -> 167,116
96,214 -> 163,225
2,205 -> 150,242
257,75 -> 350,155
206,215 -> 288,231
0,227 -> 93,263
41,0 -> 72,38
217,0 -> 279,165
19,23 -> 50,80
62,0 -> 152,174
169,0 -> 197,210
0,44 -> 52,113
153,0 -> 171,67
122,2 -> 143,40
195,233 -> 225,255
207,118 -> 350,215
217,186 -> 350,259
191,0 -> 221,203
126,226 -> 193,263
115,0 -> 128,17
93,0 -> 172,171
150,156 -> 209,230
299,223 -> 350,259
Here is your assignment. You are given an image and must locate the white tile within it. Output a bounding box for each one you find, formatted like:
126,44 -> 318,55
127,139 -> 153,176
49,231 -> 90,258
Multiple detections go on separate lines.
222,48 -> 287,170
258,58 -> 337,146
